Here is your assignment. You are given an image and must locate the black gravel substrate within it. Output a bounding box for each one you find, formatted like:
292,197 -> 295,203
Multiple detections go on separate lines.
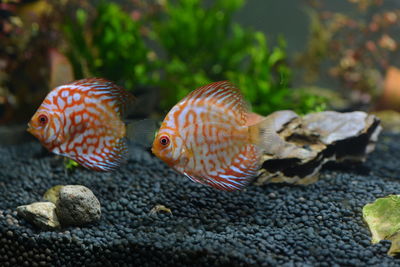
1,133 -> 400,266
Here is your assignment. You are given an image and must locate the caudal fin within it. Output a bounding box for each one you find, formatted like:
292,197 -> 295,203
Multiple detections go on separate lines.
249,111 -> 314,159
249,116 -> 286,155
125,119 -> 159,147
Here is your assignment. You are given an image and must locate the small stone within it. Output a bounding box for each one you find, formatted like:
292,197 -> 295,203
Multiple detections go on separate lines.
43,185 -> 64,204
55,185 -> 101,226
16,202 -> 60,230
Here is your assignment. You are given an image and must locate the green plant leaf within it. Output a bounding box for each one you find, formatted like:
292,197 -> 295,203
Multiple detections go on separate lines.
64,158 -> 79,171
363,195 -> 400,245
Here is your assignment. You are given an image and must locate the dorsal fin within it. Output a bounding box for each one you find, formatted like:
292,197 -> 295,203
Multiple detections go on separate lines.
66,78 -> 135,117
183,81 -> 249,125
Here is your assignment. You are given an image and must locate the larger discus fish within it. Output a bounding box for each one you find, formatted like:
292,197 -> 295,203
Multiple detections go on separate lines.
151,81 -> 275,191
27,78 -> 135,171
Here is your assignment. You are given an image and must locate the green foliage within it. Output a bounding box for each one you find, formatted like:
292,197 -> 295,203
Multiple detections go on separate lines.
226,35 -> 292,115
64,158 -> 79,171
292,90 -> 327,115
61,0 -> 325,115
154,0 -> 324,114
62,1 -> 158,92
153,0 -> 252,110
154,0 -> 249,77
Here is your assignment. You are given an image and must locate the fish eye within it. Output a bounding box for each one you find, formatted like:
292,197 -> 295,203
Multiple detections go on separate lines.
38,114 -> 48,125
159,135 -> 170,146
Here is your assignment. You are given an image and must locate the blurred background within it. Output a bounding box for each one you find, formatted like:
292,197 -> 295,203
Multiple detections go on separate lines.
1,0 -> 399,138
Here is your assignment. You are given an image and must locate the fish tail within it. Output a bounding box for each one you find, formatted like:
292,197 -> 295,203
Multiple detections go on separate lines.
248,117 -> 284,153
125,119 -> 159,147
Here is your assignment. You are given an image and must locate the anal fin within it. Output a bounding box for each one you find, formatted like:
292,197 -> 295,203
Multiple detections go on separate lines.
76,138 -> 128,172
182,145 -> 260,192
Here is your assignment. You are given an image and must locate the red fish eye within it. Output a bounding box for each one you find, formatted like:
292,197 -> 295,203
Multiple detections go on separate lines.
38,114 -> 48,125
159,136 -> 170,146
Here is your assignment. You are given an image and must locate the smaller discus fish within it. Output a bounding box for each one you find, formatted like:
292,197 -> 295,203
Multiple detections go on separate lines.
27,78 -> 135,171
151,81 -> 275,191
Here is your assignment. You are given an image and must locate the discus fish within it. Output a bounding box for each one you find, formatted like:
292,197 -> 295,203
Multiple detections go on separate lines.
27,78 -> 134,171
151,81 -> 274,191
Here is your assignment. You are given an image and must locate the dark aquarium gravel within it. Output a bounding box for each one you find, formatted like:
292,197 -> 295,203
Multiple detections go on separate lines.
1,133 -> 400,266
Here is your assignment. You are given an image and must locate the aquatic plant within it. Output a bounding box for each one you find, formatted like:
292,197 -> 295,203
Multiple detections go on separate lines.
60,0 -> 324,115
64,158 -> 79,171
153,0 -> 324,114
298,0 -> 400,109
152,0 -> 247,108
62,1 -> 159,92
225,34 -> 325,115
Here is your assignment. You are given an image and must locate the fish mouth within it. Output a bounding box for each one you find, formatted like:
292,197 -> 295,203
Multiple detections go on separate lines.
26,123 -> 35,135
150,146 -> 159,158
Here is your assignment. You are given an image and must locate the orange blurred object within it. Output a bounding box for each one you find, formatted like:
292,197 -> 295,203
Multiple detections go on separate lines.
49,48 -> 74,89
376,66 -> 400,111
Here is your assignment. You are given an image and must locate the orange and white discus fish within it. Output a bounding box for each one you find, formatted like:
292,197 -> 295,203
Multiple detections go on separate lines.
151,81 -> 273,191
27,78 -> 134,171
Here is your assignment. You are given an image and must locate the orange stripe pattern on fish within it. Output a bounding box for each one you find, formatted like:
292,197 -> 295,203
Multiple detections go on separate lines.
152,81 -> 271,191
27,78 -> 135,171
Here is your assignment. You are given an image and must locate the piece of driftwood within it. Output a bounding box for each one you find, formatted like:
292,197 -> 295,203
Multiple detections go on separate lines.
255,111 -> 382,185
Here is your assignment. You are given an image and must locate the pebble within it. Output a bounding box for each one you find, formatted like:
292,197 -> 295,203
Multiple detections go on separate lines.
16,202 -> 60,230
55,185 -> 101,226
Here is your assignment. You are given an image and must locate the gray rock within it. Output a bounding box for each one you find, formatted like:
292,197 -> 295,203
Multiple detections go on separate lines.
302,111 -> 372,144
256,110 -> 382,185
55,185 -> 101,226
16,202 -> 60,230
